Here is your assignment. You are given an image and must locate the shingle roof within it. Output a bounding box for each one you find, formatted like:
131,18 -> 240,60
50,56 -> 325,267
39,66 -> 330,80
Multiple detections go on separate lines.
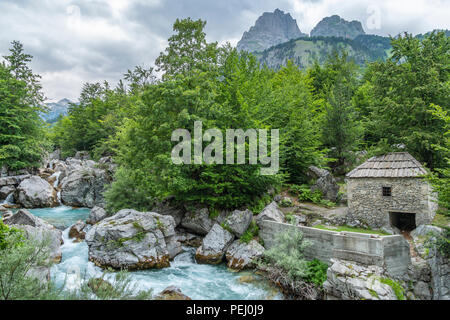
346,152 -> 427,178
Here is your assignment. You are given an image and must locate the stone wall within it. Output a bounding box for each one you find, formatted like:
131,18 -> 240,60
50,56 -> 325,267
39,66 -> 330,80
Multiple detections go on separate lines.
347,177 -> 436,229
259,220 -> 411,277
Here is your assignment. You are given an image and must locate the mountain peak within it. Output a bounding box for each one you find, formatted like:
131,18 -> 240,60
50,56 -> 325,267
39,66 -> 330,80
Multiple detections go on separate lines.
237,9 -> 307,52
311,15 -> 365,39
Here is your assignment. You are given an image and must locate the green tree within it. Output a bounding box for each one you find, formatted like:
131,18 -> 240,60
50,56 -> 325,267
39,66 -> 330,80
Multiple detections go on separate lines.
363,31 -> 449,169
0,41 -> 48,171
155,18 -> 219,80
308,51 -> 362,174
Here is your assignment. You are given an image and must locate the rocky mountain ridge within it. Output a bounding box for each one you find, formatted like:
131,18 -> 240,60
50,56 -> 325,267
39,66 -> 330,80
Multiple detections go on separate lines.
237,8 -> 307,53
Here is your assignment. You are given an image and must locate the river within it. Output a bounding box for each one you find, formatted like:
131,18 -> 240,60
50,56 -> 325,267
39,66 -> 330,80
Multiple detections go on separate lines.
8,206 -> 282,300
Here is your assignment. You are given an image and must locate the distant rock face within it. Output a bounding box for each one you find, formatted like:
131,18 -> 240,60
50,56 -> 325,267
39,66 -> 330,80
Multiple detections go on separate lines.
311,15 -> 365,39
237,8 -> 306,52
41,98 -> 72,124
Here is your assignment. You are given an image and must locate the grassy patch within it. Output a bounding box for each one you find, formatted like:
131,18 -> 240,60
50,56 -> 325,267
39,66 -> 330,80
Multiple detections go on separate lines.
313,224 -> 389,236
240,221 -> 259,244
380,278 -> 405,300
432,212 -> 450,228
369,289 -> 379,299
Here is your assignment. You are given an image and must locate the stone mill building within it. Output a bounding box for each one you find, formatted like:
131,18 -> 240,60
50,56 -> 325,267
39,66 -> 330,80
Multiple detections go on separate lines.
346,152 -> 438,232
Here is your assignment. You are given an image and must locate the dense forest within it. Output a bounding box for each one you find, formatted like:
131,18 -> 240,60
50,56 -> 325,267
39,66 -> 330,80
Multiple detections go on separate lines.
1,18 -> 449,214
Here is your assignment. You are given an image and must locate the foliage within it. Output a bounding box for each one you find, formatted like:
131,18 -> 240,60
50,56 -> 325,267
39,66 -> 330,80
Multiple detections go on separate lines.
435,227 -> 450,258
361,31 -> 450,170
0,220 -> 24,250
0,230 -> 60,300
308,51 -> 363,174
239,221 -> 259,244
379,278 -> 405,300
261,229 -> 312,280
303,259 -> 328,288
63,270 -> 153,300
0,41 -> 49,170
289,184 -> 323,204
425,104 -> 450,210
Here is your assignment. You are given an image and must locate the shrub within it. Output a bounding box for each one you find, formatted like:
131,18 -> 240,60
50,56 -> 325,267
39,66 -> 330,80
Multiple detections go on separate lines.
239,221 -> 259,244
303,259 -> 328,288
261,228 -> 312,280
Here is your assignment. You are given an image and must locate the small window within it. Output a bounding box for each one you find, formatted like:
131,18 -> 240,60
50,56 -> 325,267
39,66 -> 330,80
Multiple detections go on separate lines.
382,187 -> 392,197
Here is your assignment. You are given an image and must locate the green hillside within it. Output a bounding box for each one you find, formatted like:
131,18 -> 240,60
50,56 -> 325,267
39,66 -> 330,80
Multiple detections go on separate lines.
254,35 -> 392,69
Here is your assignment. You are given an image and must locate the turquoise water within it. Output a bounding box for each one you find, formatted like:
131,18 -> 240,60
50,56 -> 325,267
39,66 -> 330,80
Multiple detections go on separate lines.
24,206 -> 281,300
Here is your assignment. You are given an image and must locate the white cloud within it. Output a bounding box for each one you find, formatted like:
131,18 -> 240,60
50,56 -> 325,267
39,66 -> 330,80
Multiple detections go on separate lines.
0,0 -> 448,101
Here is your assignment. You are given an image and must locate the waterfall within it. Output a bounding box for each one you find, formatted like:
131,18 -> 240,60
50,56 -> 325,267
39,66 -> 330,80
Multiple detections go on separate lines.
50,171 -> 62,188
57,191 -> 62,205
4,193 -> 14,205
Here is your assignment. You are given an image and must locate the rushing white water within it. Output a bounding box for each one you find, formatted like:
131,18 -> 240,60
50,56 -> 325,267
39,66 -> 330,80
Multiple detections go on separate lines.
26,206 -> 281,300
1,193 -> 14,205
50,171 -> 62,188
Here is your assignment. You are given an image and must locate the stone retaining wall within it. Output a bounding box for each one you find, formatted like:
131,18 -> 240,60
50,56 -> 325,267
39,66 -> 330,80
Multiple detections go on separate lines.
259,220 -> 411,277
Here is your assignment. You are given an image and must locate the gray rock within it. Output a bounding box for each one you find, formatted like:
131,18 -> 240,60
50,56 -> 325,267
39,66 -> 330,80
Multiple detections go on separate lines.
60,167 -> 110,208
69,220 -> 86,241
310,15 -> 365,39
195,224 -> 235,264
153,200 -> 184,227
225,240 -> 265,270
289,214 -> 307,226
237,9 -> 307,52
180,207 -> 215,235
74,151 -> 90,160
413,281 -> 432,300
411,224 -> 443,240
175,229 -> 203,247
15,176 -> 58,208
308,166 -> 339,202
256,202 -> 285,225
85,209 -> 179,270
223,209 -> 253,237
323,259 -> 398,300
86,206 -> 109,225
0,185 -> 15,200
4,209 -> 63,262
156,286 -> 192,300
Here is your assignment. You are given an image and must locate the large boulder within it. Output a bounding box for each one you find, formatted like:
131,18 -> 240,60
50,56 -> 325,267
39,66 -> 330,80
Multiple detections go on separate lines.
153,199 -> 185,227
195,224 -> 234,264
85,209 -> 180,270
180,207 -> 216,235
223,209 -> 253,237
225,240 -> 265,270
69,220 -> 87,241
155,286 -> 192,300
0,185 -> 15,200
3,209 -> 63,262
74,151 -> 90,160
175,229 -> 203,247
86,206 -> 109,225
60,167 -> 110,208
323,259 -> 399,300
256,202 -> 285,225
307,166 -> 339,202
15,176 -> 58,208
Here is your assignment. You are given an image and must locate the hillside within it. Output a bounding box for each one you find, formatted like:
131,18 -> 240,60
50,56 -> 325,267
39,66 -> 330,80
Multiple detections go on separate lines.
254,34 -> 392,69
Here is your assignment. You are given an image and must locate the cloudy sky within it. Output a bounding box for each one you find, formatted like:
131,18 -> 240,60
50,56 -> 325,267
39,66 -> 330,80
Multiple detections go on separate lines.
0,0 -> 449,101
